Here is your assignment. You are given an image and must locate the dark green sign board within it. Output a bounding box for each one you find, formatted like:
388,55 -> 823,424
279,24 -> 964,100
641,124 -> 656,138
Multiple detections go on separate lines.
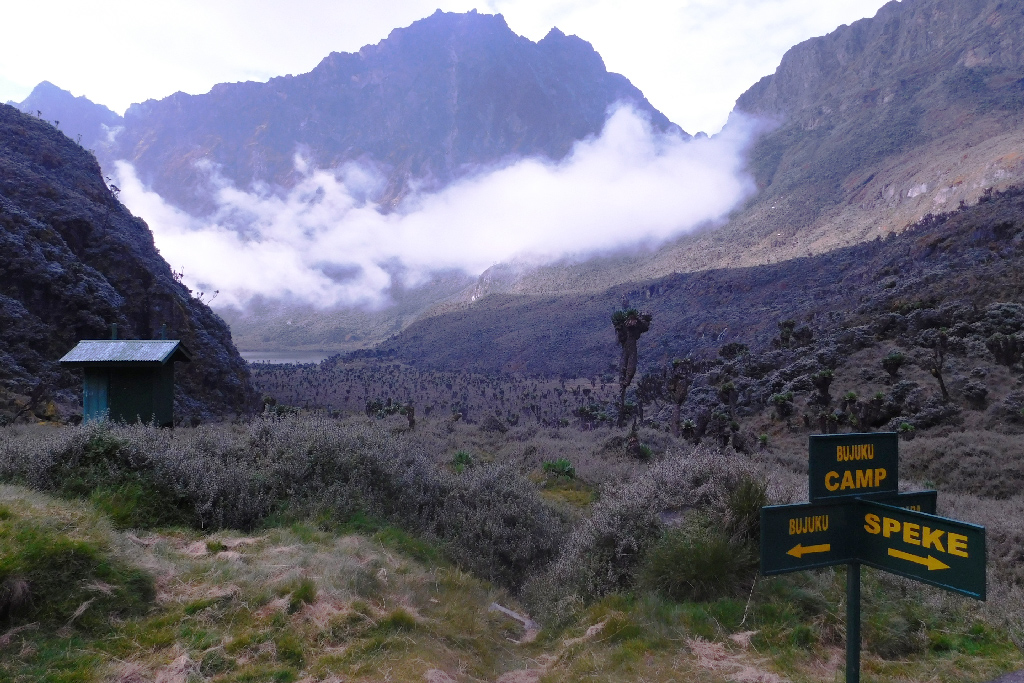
761,491 -> 937,575
856,500 -> 986,599
809,432 -> 899,501
764,432 -> 984,683
862,489 -> 937,515
761,501 -> 855,574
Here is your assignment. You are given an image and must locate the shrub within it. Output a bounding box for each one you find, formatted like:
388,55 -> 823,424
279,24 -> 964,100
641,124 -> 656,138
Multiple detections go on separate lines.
770,392 -> 794,419
0,417 -> 565,591
725,476 -> 769,543
638,522 -> 756,602
987,332 -> 1024,367
882,351 -> 906,378
719,342 -> 749,360
962,381 -> 989,410
451,450 -> 473,473
542,458 -> 576,479
524,446 -> 760,621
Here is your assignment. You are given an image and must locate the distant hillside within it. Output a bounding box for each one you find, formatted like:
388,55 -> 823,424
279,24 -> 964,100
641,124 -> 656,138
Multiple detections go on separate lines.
112,10 -> 679,213
0,104 -> 256,423
10,81 -> 121,154
370,185 -> 1024,377
461,0 -> 1024,301
228,0 -> 1024,354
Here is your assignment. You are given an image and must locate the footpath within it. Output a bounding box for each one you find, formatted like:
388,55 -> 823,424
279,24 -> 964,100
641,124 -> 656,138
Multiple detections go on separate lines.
990,670 -> 1024,683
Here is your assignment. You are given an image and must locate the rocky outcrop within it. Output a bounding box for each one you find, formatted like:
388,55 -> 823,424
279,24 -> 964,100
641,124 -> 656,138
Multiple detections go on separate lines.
0,103 -> 257,423
735,0 -> 1024,220
737,0 -> 1024,123
462,0 -> 1024,303
113,10 -> 680,212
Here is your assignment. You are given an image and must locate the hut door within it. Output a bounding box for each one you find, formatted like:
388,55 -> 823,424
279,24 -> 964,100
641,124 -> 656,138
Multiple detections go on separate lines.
83,371 -> 109,422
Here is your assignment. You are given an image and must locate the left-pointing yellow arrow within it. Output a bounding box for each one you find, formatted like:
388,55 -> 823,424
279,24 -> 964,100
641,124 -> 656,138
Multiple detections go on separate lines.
787,543 -> 831,559
887,548 -> 949,570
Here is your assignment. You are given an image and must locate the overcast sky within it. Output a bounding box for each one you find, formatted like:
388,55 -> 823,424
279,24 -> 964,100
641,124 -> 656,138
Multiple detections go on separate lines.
1,0 -> 891,134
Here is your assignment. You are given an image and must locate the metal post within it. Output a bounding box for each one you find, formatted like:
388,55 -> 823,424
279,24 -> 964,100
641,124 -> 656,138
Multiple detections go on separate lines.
846,562 -> 861,683
111,323 -> 117,340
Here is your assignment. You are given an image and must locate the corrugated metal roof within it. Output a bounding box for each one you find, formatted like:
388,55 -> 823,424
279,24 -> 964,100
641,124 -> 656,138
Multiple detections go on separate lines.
59,340 -> 190,365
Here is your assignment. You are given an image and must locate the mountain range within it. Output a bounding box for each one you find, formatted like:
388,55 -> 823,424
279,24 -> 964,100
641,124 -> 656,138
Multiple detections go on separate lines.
15,10 -> 677,214
8,0 -> 1024,377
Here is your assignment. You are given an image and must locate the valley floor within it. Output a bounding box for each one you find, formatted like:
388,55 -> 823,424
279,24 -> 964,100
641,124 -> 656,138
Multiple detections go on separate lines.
0,417 -> 1021,683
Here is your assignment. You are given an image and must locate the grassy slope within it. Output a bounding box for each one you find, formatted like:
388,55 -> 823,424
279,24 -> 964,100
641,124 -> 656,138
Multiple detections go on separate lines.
0,421 -> 1021,683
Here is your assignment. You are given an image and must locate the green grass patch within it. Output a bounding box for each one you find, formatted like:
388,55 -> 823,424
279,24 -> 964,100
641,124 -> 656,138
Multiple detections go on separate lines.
373,526 -> 442,565
88,479 -> 193,530
230,664 -> 299,682
0,509 -> 154,629
285,577 -> 317,613
639,520 -> 757,603
539,476 -> 595,509
373,607 -> 418,634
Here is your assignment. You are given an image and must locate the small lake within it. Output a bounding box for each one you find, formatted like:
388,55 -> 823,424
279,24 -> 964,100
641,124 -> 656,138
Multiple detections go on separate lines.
241,350 -> 334,365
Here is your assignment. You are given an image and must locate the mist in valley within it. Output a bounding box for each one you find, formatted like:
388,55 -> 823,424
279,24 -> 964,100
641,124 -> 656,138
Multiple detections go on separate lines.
116,106 -> 763,314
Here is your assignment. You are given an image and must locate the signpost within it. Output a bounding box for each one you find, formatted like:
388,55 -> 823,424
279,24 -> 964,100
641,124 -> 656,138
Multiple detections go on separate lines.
761,500 -> 855,573
760,432 -> 986,683
808,433 -> 899,501
857,499 -> 986,599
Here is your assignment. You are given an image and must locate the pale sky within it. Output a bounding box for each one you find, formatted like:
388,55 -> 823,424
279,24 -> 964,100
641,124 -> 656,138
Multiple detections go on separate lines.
0,0 -> 892,134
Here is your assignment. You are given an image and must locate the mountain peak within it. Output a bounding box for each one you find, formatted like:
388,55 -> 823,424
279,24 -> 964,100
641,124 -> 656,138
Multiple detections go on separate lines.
14,81 -> 122,151
113,10 -> 678,213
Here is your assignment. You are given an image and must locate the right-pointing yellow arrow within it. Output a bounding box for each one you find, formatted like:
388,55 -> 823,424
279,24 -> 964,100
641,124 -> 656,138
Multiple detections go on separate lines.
787,543 -> 831,559
888,547 -> 950,570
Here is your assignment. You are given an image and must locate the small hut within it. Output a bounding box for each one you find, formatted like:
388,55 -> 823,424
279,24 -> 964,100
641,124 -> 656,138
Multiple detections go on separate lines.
59,335 -> 191,427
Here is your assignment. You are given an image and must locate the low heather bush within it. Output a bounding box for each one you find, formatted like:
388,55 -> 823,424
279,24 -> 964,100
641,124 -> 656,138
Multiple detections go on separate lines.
523,445 -> 763,622
0,417 -> 565,590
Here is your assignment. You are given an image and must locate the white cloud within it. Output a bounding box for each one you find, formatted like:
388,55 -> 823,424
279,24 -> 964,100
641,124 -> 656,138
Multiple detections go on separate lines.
116,106 -> 762,309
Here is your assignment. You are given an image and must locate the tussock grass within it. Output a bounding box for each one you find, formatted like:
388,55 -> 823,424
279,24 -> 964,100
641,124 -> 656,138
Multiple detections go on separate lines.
639,521 -> 757,603
0,486 -> 153,630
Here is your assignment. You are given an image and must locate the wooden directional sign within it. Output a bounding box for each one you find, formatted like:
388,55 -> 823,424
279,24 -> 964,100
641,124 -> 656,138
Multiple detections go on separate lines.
862,489 -> 937,515
761,491 -> 936,575
763,433 -> 984,683
761,501 -> 855,574
856,499 -> 986,599
809,432 -> 898,501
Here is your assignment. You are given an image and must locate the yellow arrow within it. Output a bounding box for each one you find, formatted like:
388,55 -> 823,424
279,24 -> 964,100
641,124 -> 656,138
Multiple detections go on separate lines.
887,548 -> 950,570
787,543 -> 831,558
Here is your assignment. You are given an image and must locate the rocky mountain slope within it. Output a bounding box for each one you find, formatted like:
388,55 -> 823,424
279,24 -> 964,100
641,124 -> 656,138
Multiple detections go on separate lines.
111,9 -> 679,213
8,81 -> 122,155
0,104 -> 256,423
372,185 -> 1024,378
460,0 -> 1024,301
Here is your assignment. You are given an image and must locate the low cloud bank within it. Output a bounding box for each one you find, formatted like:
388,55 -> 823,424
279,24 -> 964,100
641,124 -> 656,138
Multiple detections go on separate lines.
116,106 -> 762,310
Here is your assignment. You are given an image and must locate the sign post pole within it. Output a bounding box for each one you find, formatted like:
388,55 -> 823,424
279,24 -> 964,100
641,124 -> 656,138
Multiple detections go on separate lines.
847,562 -> 860,683
759,432 -> 986,683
